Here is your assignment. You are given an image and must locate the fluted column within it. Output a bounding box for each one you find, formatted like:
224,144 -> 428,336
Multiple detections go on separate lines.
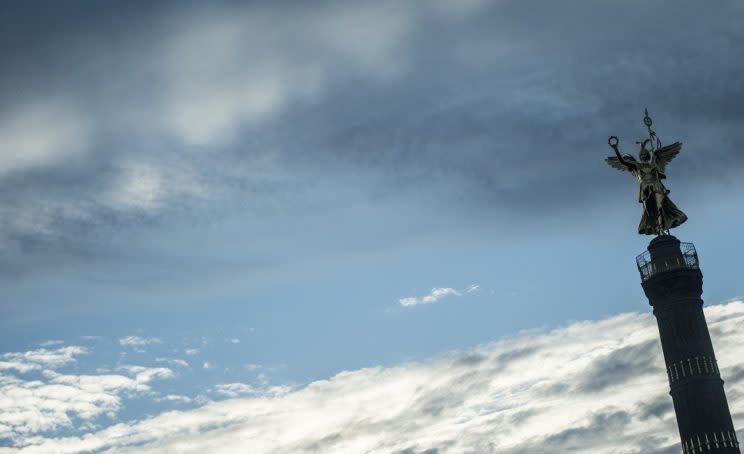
639,235 -> 739,453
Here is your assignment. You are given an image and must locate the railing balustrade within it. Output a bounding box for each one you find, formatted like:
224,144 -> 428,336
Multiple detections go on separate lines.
636,242 -> 699,282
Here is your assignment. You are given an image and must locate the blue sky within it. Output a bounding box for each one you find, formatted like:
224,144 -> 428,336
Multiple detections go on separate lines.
1,1 -> 743,452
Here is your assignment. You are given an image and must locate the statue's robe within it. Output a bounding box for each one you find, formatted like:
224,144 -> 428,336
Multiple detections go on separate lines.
635,166 -> 688,235
638,196 -> 687,235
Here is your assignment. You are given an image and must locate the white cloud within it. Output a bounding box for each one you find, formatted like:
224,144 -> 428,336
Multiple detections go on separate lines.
158,3 -> 413,146
184,348 -> 200,356
116,365 -> 175,384
0,100 -> 90,175
38,340 -> 64,347
119,336 -> 162,347
211,383 -> 256,398
400,284 -> 480,307
0,361 -> 38,374
155,358 -> 189,368
7,300 -> 744,453
118,336 -> 162,352
0,346 -> 86,373
0,361 -> 174,444
399,287 -> 460,307
465,283 -> 480,293
103,160 -> 209,214
213,383 -> 291,399
104,163 -> 165,212
155,394 -> 193,404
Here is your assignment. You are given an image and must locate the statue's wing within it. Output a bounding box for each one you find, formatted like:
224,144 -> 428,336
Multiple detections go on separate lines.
606,155 -> 637,173
654,142 -> 682,172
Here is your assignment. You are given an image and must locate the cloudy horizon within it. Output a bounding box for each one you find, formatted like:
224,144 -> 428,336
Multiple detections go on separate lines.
1,1 -> 743,452
2,300 -> 744,453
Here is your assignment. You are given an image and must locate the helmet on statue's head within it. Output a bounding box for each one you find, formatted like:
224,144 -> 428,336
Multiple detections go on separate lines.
638,139 -> 652,162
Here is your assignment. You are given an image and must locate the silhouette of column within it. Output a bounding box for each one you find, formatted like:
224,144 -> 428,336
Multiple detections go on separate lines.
638,235 -> 740,453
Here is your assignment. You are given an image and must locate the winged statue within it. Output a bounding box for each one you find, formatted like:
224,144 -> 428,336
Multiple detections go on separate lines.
606,110 -> 687,236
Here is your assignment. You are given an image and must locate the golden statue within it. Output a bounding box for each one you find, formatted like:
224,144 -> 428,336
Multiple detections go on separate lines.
606,110 -> 688,236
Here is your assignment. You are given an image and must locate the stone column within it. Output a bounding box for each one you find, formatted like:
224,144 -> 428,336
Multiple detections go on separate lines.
639,235 -> 739,453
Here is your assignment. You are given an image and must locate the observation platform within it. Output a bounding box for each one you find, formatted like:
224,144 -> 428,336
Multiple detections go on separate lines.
636,235 -> 700,283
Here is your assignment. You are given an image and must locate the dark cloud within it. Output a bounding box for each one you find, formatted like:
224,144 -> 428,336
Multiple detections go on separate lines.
725,365 -> 744,384
493,346 -> 539,365
0,0 -> 742,281
395,449 -> 439,454
647,444 -> 684,454
543,409 -> 631,445
575,339 -> 663,393
454,353 -> 488,366
638,395 -> 675,421
497,407 -> 672,454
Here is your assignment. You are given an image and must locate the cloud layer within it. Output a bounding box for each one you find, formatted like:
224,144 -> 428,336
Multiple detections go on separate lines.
1,0 -> 742,286
3,301 -> 743,453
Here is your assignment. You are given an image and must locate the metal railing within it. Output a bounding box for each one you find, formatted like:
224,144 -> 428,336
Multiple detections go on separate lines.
636,242 -> 699,282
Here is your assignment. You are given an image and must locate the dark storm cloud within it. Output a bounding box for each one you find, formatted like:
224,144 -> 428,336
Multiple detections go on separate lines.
305,0 -> 744,208
0,0 -> 742,278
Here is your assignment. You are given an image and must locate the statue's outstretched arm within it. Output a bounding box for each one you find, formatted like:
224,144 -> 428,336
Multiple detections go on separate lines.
608,136 -> 635,170
613,146 -> 625,163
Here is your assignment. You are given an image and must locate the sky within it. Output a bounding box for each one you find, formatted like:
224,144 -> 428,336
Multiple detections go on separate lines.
1,0 -> 743,452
